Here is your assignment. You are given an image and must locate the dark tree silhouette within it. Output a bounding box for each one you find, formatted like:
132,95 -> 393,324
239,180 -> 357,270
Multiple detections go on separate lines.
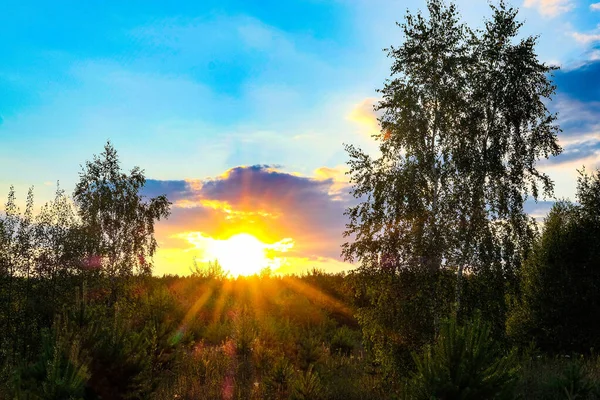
508,168 -> 600,353
343,0 -> 561,311
73,141 -> 171,282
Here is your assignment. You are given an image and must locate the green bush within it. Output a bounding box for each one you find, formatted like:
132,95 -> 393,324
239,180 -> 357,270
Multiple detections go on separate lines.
14,322 -> 90,400
265,357 -> 295,399
553,361 -> 598,400
298,334 -> 323,370
516,356 -> 600,400
330,325 -> 357,356
291,365 -> 323,400
408,317 -> 518,400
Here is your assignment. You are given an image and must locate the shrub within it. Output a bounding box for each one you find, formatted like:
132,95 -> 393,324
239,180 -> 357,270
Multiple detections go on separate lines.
330,326 -> 357,356
516,356 -> 600,400
553,361 -> 598,400
232,308 -> 256,356
291,365 -> 323,400
14,321 -> 90,400
298,334 -> 323,370
408,317 -> 518,400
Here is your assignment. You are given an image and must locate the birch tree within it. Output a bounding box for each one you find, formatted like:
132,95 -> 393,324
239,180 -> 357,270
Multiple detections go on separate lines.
343,1 -> 561,314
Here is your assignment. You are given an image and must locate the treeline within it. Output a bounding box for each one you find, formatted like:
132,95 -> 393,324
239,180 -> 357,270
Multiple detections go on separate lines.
346,168 -> 600,398
0,144 -> 599,400
0,142 -> 171,398
0,155 -> 598,400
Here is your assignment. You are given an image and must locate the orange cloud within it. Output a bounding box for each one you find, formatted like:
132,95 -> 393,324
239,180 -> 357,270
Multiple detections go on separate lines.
314,165 -> 350,199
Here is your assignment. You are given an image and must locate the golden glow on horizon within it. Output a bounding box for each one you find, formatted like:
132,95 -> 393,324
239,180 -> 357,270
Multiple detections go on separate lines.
180,232 -> 295,277
210,233 -> 267,276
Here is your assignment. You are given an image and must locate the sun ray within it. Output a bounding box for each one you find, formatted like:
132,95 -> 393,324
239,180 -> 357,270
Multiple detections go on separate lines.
212,279 -> 233,323
171,284 -> 214,344
280,276 -> 354,318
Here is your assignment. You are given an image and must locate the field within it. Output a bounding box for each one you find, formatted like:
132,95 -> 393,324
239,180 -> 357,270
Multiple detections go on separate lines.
2,269 -> 600,400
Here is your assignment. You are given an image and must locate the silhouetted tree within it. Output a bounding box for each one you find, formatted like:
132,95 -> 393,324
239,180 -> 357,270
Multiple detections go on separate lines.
343,0 -> 560,316
73,141 -> 171,294
507,169 -> 600,353
342,0 -> 561,370
0,186 -> 38,362
33,183 -> 84,326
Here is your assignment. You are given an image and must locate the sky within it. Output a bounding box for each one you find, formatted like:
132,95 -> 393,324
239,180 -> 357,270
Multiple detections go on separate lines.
1,0 -> 599,276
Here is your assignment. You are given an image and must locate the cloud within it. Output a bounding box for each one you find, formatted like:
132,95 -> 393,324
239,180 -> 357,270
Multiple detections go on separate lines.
143,179 -> 192,202
313,166 -> 350,199
524,200 -> 556,221
554,60 -> 600,103
551,96 -> 600,143
147,165 -> 356,275
541,96 -> 600,171
348,97 -> 380,137
523,0 -> 574,17
591,3 -> 600,11
526,78 -> 600,208
545,140 -> 600,168
571,30 -> 600,45
536,59 -> 600,192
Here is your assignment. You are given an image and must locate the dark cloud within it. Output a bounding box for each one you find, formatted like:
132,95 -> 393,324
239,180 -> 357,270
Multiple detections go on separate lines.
543,60 -> 600,168
555,60 -> 600,103
143,179 -> 191,201
552,96 -> 600,138
201,165 -> 337,211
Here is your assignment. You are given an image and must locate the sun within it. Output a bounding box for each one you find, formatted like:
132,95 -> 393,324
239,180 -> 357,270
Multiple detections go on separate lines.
209,233 -> 270,277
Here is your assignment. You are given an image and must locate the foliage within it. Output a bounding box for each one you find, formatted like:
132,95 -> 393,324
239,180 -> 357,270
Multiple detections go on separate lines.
348,268 -> 455,374
507,169 -> 600,353
291,365 -> 323,400
408,316 -> 519,400
516,355 -> 600,400
265,357 -> 295,398
330,325 -> 357,356
191,258 -> 228,280
342,1 -> 560,339
73,141 -> 171,280
0,3 -> 597,396
298,334 -> 323,370
14,317 -> 90,400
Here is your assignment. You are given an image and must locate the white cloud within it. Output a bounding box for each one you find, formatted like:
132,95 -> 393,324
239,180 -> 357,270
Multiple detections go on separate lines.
591,3 -> 600,11
523,0 -> 574,17
571,25 -> 600,44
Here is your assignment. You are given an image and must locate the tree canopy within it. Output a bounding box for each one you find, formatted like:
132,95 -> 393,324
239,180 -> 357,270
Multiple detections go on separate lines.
508,168 -> 600,353
343,0 -> 561,285
73,141 -> 171,278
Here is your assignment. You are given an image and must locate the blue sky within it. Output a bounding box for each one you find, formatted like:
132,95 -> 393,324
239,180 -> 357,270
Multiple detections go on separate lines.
1,0 -> 599,275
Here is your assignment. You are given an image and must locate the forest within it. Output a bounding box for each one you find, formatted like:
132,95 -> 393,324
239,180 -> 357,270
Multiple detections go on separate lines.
1,1 -> 600,399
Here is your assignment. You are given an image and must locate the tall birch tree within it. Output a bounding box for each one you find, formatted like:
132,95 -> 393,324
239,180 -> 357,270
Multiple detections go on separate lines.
343,1 -> 561,314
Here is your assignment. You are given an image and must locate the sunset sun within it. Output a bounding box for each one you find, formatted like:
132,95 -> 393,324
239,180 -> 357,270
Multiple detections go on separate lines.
209,233 -> 270,277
